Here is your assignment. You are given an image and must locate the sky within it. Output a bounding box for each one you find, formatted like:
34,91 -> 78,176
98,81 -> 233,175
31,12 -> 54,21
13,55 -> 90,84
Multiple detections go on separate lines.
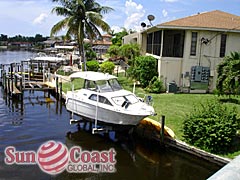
0,0 -> 240,37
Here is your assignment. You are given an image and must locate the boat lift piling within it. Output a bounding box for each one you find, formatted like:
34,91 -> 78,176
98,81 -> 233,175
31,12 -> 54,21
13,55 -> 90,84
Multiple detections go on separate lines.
160,115 -> 165,143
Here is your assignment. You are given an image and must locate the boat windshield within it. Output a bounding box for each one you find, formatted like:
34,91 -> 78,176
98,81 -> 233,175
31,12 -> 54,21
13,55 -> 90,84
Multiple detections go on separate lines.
95,79 -> 122,93
112,94 -> 139,106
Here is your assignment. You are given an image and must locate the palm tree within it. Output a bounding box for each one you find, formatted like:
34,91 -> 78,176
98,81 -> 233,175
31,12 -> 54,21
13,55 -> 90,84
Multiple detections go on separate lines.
50,0 -> 113,70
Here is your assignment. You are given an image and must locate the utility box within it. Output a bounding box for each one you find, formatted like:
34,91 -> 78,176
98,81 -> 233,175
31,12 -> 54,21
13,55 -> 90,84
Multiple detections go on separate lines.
190,66 -> 210,91
167,82 -> 178,93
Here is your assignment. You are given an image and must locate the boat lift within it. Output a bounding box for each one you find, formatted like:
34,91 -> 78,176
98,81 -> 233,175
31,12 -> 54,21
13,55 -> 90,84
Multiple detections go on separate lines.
69,84 -> 110,134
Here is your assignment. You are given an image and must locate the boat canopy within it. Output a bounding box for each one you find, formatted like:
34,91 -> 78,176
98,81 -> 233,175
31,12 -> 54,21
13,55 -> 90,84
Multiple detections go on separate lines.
69,71 -> 117,81
32,56 -> 65,62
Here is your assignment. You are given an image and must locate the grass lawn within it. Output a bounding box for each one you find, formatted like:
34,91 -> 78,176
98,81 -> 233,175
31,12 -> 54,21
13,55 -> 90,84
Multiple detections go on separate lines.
61,73 -> 240,158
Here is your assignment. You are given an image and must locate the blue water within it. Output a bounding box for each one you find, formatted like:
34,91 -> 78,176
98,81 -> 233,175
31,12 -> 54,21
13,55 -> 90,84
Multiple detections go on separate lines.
0,50 -> 221,179
0,50 -> 36,64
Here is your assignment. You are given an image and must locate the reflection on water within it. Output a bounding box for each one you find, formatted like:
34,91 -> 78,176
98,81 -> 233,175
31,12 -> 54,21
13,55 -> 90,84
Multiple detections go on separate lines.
0,88 -> 221,180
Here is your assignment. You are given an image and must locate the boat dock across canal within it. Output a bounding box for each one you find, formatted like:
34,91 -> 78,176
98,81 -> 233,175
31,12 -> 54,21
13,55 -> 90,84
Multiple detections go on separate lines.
0,59 -> 64,99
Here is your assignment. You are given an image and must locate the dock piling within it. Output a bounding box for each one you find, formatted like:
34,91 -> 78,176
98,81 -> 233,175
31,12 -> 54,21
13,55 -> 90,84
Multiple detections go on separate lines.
160,115 -> 165,143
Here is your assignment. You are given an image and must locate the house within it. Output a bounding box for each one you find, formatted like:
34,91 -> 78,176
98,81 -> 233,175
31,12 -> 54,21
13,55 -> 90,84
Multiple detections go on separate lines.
92,34 -> 112,59
8,42 -> 33,49
123,10 -> 240,92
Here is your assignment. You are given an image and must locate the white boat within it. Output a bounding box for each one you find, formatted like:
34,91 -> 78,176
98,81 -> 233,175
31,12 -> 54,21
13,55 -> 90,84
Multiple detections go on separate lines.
65,71 -> 155,128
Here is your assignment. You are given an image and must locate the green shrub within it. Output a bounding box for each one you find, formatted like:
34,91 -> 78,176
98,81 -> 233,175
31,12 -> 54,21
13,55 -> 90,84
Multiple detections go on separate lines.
127,56 -> 158,87
100,61 -> 115,74
146,76 -> 164,93
86,60 -> 99,72
107,45 -> 120,57
183,99 -> 240,154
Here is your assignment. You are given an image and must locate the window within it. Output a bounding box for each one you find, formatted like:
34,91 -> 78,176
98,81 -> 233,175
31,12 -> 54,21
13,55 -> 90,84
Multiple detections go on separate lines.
220,34 -> 227,57
112,94 -> 139,106
146,33 -> 153,54
162,30 -> 185,57
146,31 -> 162,56
89,94 -> 112,106
153,31 -> 161,56
84,80 -> 97,91
190,32 -> 198,56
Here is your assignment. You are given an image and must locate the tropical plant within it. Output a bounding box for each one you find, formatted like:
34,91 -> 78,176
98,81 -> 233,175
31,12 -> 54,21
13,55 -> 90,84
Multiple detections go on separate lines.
50,0 -> 113,70
84,43 -> 96,61
217,51 -> 240,96
100,61 -> 115,74
119,43 -> 140,62
107,45 -> 120,58
145,76 -> 165,93
111,28 -> 128,46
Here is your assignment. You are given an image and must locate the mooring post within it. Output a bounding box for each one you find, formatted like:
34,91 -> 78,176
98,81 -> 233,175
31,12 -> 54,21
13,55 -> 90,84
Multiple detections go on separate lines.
10,63 -> 14,94
0,64 -> 3,85
59,81 -> 62,100
56,76 -> 59,98
20,74 -> 23,93
160,115 -> 165,143
3,71 -> 6,90
7,76 -> 10,94
117,66 -> 119,77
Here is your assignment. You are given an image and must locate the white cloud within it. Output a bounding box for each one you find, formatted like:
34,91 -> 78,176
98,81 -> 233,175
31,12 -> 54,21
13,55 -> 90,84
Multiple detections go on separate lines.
33,13 -> 48,25
162,9 -> 168,17
111,25 -> 122,33
124,0 -> 145,31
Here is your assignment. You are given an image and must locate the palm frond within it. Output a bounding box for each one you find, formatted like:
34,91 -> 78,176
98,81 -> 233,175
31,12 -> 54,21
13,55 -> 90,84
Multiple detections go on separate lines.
50,18 -> 70,36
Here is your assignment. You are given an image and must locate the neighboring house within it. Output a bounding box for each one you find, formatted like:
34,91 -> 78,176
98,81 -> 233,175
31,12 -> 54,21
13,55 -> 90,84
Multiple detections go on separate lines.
8,42 -> 33,48
123,10 -> 240,92
92,34 -> 112,59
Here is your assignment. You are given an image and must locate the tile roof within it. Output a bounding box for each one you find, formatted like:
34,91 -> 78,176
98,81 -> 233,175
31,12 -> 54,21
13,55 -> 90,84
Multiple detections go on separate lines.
158,10 -> 240,31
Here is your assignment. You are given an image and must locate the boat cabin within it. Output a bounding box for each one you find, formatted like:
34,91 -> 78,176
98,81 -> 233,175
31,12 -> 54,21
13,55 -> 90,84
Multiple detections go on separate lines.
83,78 -> 122,93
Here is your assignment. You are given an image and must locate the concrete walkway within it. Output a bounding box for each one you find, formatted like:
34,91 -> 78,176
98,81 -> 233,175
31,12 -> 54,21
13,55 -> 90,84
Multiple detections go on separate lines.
207,155 -> 240,180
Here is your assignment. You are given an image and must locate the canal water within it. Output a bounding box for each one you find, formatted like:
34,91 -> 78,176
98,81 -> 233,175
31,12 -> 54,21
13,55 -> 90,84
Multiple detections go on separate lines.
0,50 -> 222,179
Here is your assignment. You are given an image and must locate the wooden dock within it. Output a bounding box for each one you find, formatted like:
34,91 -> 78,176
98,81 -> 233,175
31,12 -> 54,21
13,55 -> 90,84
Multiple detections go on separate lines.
0,60 -> 60,100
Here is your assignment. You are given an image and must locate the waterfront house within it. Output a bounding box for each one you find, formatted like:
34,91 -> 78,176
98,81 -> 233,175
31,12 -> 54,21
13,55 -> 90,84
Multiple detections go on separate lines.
7,42 -> 33,49
92,34 -> 112,59
123,10 -> 240,92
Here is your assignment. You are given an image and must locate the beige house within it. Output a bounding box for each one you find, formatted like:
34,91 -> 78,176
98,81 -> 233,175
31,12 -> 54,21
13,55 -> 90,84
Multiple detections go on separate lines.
92,34 -> 112,59
123,10 -> 240,92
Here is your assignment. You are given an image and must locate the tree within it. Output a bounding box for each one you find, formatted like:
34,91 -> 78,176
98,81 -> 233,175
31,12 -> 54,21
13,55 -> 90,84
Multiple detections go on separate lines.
51,0 -> 113,70
217,51 -> 240,96
107,45 -> 120,57
111,28 -> 128,46
85,44 -> 97,61
128,56 -> 158,87
119,43 -> 140,62
0,34 -> 8,41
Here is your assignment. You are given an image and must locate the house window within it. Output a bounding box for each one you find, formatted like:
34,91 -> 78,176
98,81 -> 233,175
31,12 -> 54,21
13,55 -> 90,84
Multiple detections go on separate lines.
153,31 -> 161,56
220,34 -> 227,57
146,33 -> 153,54
190,32 -> 198,56
146,31 -> 162,56
162,30 -> 185,57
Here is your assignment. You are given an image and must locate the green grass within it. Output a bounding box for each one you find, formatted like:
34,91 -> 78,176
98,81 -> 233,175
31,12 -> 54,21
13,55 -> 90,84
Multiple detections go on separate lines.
149,93 -> 217,139
62,78 -> 84,93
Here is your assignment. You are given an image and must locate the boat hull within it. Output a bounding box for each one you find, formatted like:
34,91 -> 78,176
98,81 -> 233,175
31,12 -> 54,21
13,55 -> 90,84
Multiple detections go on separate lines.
66,98 -> 147,126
